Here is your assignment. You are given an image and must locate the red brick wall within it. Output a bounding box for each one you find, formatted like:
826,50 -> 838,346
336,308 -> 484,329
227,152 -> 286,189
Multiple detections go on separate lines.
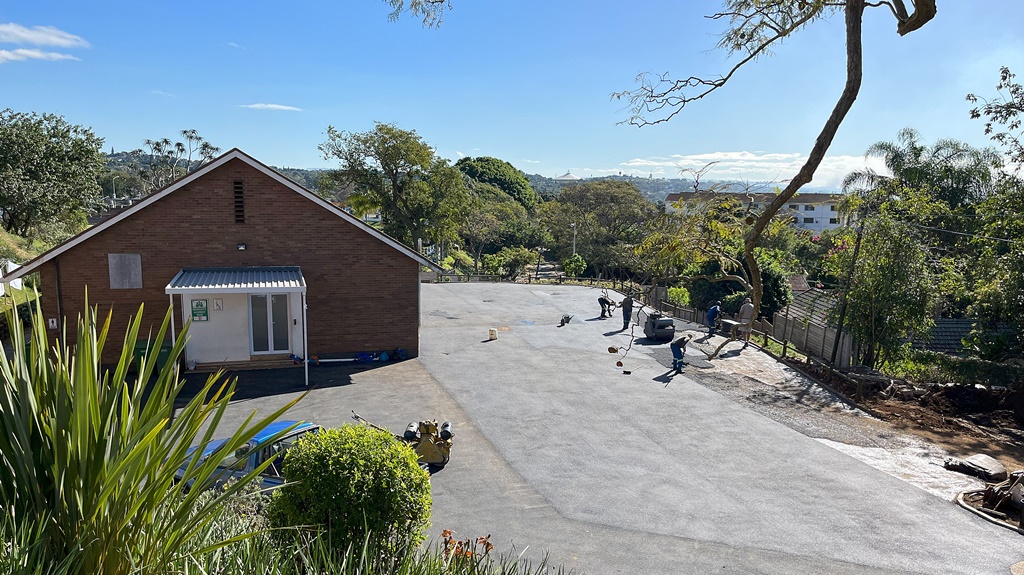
37,158 -> 420,363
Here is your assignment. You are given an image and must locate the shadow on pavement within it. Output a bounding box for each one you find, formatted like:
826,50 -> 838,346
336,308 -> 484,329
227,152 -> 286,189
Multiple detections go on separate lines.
173,361 -> 395,407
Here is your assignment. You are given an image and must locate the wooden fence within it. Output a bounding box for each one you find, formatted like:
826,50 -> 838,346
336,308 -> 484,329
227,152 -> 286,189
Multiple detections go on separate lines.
655,300 -> 854,368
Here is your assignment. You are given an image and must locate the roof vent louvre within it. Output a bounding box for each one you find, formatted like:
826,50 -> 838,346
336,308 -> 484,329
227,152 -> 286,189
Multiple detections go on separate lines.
233,180 -> 245,223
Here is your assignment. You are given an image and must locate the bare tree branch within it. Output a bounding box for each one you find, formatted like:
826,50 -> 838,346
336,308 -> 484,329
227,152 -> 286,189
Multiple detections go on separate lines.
612,2 -> 830,127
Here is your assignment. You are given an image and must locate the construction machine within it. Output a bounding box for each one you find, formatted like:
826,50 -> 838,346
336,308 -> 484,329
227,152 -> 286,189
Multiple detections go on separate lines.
352,411 -> 453,467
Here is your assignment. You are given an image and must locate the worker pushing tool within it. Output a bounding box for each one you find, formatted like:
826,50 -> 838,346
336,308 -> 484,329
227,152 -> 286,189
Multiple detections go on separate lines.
670,334 -> 692,372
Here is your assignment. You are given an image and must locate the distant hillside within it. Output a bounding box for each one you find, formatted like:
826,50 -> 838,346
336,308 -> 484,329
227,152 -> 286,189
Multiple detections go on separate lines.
272,167 -> 327,192
102,151 -> 836,205
525,173 -> 841,204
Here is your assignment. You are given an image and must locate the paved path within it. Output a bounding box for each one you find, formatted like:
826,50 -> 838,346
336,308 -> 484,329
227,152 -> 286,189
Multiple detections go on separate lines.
415,283 -> 1023,575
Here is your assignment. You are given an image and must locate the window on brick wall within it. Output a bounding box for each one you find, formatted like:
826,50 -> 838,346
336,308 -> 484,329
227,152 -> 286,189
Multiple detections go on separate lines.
804,204 -> 814,211
234,180 -> 245,223
829,217 -> 839,224
803,217 -> 814,224
108,253 -> 142,289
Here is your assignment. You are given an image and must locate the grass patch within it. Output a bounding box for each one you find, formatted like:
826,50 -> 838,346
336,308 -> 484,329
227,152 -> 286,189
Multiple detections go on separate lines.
0,228 -> 44,263
1,286 -> 38,313
757,334 -> 807,362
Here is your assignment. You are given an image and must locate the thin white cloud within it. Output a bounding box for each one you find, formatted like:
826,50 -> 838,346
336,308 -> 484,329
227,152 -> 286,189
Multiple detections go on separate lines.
455,150 -> 466,158
227,42 -> 244,49
0,23 -> 89,47
240,103 -> 302,111
521,159 -> 541,164
620,151 -> 888,189
0,48 -> 78,63
151,90 -> 176,97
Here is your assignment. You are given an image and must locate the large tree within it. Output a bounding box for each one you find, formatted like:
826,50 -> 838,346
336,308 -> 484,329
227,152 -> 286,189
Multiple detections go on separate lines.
455,156 -> 538,211
0,109 -> 105,238
611,0 -> 938,329
843,127 -> 1000,209
539,179 -> 659,277
842,129 -> 1001,317
824,205 -> 935,369
320,122 -> 468,249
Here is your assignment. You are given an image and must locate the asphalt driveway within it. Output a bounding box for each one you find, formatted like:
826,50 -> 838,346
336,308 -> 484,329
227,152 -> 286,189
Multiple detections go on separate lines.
414,283 -> 1022,575
202,282 -> 1023,574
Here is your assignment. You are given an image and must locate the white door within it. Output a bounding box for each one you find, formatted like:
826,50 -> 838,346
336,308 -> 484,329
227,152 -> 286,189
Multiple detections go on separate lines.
250,294 -> 290,353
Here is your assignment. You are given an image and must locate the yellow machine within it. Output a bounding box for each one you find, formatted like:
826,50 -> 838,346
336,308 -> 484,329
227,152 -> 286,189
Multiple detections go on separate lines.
352,412 -> 453,467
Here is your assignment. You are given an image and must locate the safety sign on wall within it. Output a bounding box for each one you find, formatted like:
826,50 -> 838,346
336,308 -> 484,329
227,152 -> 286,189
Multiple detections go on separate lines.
191,299 -> 209,322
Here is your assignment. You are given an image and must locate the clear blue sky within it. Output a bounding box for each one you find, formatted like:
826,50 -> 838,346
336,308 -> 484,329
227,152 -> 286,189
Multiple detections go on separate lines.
3,1 -> 1022,188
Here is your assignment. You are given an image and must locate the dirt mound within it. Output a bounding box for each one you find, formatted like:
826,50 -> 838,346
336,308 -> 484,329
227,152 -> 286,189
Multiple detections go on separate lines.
785,359 -> 1024,471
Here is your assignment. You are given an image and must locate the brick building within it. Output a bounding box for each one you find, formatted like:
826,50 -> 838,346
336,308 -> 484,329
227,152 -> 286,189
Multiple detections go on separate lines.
1,149 -> 435,381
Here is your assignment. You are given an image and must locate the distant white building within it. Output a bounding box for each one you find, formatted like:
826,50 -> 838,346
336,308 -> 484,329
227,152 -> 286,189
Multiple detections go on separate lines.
665,191 -> 845,232
553,172 -> 582,181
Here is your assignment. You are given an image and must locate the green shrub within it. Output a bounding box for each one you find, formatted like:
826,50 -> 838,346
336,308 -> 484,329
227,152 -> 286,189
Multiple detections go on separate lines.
721,292 -> 746,315
890,349 -> 1024,388
481,246 -> 536,280
268,424 -> 431,556
667,286 -> 690,307
561,253 -> 586,278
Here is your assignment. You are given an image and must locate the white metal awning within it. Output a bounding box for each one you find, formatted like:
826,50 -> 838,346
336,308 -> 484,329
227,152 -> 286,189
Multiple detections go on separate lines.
165,266 -> 307,294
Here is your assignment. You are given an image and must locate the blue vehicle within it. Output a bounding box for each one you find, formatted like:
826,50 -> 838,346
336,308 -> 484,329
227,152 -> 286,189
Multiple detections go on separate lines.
175,420 -> 320,491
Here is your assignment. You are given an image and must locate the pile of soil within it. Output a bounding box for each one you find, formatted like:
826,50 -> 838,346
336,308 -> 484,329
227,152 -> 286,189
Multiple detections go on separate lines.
786,359 -> 1024,472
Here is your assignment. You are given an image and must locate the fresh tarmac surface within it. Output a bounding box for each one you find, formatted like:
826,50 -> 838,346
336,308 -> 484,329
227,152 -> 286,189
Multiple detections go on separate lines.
201,283 -> 1024,574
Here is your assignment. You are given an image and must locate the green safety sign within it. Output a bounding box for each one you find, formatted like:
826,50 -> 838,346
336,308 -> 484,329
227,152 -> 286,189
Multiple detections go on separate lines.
191,299 -> 209,322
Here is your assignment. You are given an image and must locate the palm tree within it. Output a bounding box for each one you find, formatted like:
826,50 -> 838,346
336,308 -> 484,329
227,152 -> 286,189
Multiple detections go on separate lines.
843,127 -> 1000,208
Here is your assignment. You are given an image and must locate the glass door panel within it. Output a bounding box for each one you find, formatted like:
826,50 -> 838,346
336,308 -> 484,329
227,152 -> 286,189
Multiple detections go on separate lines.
250,295 -> 270,353
271,295 -> 290,352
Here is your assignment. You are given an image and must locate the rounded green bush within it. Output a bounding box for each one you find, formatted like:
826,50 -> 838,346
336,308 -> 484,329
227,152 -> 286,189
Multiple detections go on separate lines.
268,424 -> 431,552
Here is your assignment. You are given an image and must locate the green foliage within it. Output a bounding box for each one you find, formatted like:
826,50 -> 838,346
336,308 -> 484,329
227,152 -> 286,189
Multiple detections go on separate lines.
843,127 -> 999,209
0,299 -> 302,574
968,174 -> 1024,355
667,286 -> 690,307
888,350 -> 1024,389
720,292 -> 745,315
752,249 -> 794,320
0,228 -> 41,263
456,156 -> 538,211
824,214 -> 935,369
539,180 -> 658,277
268,425 -> 431,557
0,109 -> 106,238
968,66 -> 1024,167
562,253 -> 586,277
441,249 -> 475,273
320,122 -> 469,249
482,246 -> 537,280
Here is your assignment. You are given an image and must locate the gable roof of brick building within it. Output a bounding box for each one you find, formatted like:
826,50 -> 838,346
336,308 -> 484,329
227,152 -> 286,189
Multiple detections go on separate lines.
1,148 -> 437,283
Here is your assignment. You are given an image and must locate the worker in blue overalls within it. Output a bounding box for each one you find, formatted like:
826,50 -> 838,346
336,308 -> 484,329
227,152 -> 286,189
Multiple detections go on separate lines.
670,334 -> 691,372
706,301 -> 722,337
